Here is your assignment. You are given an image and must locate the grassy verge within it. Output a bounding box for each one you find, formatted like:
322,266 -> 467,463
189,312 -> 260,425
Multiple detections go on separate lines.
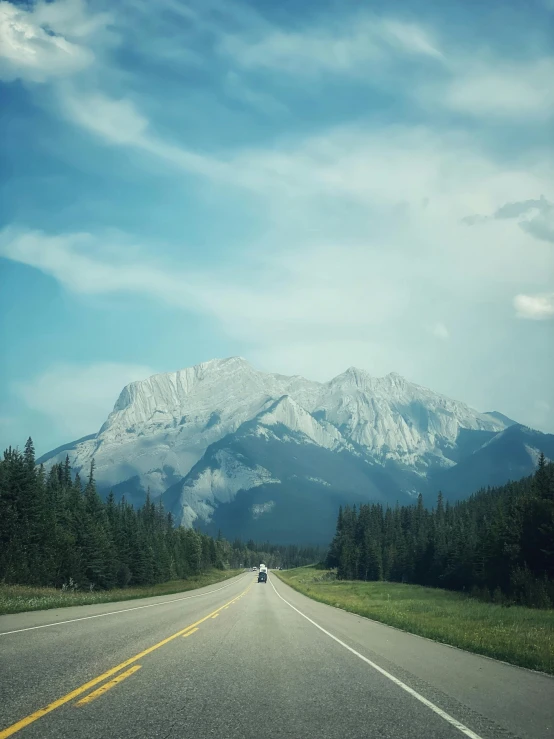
0,569 -> 243,616
275,567 -> 554,675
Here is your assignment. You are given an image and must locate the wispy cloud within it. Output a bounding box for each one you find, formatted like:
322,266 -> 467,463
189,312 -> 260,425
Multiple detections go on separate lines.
0,227 -> 207,308
381,19 -> 443,59
58,88 -> 230,179
2,104 -> 553,335
60,90 -> 149,144
58,86 -> 551,221
0,227 -> 410,333
32,0 -> 112,40
514,292 -> 554,320
220,14 -> 443,76
439,58 -> 554,120
431,322 -> 450,340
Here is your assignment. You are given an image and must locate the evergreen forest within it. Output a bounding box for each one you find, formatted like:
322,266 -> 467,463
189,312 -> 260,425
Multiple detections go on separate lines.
0,439 -> 322,590
326,455 -> 554,608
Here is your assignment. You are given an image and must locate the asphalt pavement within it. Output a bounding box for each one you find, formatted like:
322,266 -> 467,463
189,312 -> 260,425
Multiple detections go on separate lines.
1,571 -> 553,739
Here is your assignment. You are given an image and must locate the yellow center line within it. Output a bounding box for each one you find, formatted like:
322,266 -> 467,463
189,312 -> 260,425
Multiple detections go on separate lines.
182,627 -> 199,638
76,666 -> 142,707
0,582 -> 250,739
211,614 -> 219,619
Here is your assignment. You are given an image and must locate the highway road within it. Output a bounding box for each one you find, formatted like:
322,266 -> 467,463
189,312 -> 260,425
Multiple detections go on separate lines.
0,571 -> 553,739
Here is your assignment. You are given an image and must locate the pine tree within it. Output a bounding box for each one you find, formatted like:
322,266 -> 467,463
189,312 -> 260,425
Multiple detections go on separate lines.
0,448 -> 20,581
23,437 -> 35,471
63,455 -> 72,488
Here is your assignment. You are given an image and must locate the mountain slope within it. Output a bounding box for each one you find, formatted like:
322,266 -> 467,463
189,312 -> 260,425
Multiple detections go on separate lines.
167,398 -> 414,542
431,424 -> 554,501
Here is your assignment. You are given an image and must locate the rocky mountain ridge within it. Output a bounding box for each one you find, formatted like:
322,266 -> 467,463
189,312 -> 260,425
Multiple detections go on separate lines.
38,357 -> 551,542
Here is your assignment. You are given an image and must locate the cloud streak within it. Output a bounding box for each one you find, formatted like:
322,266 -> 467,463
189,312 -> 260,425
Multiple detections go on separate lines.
0,227 -> 207,308
441,58 -> 554,120
219,14 -> 443,76
58,88 -> 231,180
0,227 -> 410,334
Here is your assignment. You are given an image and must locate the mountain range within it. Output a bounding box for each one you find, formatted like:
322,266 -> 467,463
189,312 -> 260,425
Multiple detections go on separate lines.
38,357 -> 554,544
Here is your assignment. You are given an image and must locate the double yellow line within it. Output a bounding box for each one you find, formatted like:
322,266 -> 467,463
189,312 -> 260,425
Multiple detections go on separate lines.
75,665 -> 142,707
0,583 -> 251,738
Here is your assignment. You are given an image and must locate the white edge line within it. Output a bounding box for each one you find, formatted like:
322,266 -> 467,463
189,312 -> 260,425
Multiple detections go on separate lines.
269,576 -> 484,739
280,577 -> 553,679
0,573 -> 248,636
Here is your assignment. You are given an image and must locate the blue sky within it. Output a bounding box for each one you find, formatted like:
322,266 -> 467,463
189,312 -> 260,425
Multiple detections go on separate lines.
1,0 -> 553,455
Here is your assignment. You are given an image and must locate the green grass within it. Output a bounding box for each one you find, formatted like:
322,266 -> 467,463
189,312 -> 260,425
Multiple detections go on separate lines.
0,569 -> 242,616
275,567 -> 554,675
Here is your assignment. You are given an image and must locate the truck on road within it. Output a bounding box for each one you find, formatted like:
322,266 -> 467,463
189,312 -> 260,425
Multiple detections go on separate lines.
258,563 -> 267,583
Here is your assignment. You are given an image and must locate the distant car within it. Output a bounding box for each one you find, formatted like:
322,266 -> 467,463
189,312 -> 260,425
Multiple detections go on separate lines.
252,566 -> 257,571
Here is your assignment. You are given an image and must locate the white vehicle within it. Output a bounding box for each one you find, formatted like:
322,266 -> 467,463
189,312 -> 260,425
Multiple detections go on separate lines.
259,563 -> 267,573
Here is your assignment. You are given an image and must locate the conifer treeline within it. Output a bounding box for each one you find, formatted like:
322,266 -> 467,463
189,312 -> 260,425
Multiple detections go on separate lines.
326,456 -> 554,608
0,439 -> 322,590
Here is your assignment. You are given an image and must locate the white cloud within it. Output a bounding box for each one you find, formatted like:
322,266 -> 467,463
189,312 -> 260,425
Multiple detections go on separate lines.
60,90 -> 150,145
514,292 -> 554,320
32,0 -> 112,39
229,126 -> 554,225
440,58 -> 554,120
15,362 -> 155,440
50,80 -> 550,259
0,227 -> 410,332
0,0 -> 110,83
